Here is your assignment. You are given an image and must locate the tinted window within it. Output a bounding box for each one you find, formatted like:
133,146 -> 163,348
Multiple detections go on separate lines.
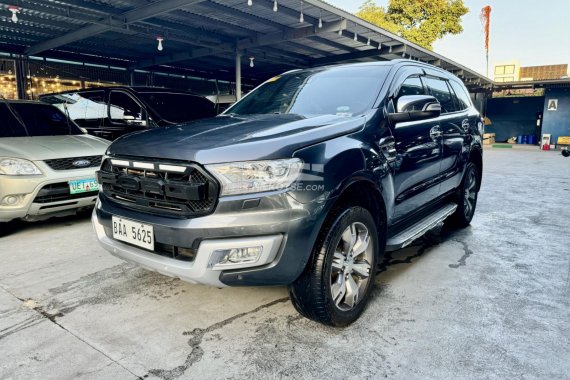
0,103 -> 82,137
449,81 -> 472,110
108,91 -> 147,126
397,76 -> 425,98
423,77 -> 457,113
138,92 -> 216,123
227,66 -> 390,117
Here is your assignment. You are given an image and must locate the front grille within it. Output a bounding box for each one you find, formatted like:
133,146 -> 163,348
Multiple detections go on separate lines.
44,155 -> 102,171
33,182 -> 98,203
154,242 -> 197,262
97,157 -> 219,218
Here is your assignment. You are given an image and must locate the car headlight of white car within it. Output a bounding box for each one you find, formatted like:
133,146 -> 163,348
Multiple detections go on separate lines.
206,158 -> 303,196
0,158 -> 42,176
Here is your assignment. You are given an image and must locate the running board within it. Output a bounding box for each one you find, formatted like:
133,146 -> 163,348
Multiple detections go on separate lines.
385,203 -> 457,251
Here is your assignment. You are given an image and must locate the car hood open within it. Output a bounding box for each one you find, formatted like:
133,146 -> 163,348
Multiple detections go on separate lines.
107,113 -> 366,164
0,134 -> 110,161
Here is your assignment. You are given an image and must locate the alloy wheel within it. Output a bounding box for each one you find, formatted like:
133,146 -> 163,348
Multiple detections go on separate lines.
464,169 -> 477,218
330,222 -> 373,311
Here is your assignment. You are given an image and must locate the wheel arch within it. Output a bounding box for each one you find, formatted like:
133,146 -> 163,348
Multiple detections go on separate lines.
327,178 -> 388,259
468,146 -> 483,191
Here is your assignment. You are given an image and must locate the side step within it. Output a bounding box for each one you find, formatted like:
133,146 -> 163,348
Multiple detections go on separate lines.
385,203 -> 457,251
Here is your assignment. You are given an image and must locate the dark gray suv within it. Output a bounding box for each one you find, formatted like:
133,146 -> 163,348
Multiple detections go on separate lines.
93,60 -> 483,326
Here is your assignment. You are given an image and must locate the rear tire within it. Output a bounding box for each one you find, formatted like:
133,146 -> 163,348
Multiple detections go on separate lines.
447,162 -> 479,228
288,206 -> 379,326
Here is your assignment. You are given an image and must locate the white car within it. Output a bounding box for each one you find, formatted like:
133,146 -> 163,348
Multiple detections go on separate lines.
0,100 -> 110,223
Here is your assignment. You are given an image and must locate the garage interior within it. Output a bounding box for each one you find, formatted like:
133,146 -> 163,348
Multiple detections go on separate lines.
0,0 -> 569,379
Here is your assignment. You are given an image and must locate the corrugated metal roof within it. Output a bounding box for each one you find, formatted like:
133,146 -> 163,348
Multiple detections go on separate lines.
0,0 -> 511,90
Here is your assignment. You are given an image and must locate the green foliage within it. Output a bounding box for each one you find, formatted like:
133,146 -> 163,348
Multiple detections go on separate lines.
356,0 -> 469,50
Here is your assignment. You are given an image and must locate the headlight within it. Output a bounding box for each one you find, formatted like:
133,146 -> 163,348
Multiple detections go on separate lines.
0,158 -> 42,176
206,158 -> 303,196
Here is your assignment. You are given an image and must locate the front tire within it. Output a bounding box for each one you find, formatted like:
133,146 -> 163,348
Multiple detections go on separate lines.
288,206 -> 379,326
448,162 -> 479,228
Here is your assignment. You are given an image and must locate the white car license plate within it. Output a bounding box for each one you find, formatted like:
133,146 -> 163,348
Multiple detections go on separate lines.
112,216 -> 154,251
69,178 -> 99,194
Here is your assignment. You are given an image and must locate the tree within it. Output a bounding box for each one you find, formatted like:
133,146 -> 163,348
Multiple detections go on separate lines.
356,0 -> 469,50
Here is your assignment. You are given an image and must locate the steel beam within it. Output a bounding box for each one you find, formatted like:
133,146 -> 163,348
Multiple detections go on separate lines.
134,19 -> 345,68
235,51 -> 242,100
309,44 -> 404,66
25,0 -> 206,55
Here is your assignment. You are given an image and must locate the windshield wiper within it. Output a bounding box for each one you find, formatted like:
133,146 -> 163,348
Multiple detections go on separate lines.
0,95 -> 30,137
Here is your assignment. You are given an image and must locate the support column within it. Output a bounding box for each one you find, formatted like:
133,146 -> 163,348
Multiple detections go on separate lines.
235,51 -> 242,101
128,69 -> 135,86
14,56 -> 27,100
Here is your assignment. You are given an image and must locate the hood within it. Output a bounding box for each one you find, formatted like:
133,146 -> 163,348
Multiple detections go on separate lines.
107,113 -> 366,164
0,134 -> 110,161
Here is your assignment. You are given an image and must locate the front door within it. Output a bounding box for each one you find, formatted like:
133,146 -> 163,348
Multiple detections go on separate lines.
388,72 -> 443,221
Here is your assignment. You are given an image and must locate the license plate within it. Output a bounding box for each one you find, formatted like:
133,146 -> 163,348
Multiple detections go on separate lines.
69,178 -> 99,194
112,216 -> 154,251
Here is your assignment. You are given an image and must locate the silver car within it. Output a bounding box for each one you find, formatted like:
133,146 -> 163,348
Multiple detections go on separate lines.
0,100 -> 109,223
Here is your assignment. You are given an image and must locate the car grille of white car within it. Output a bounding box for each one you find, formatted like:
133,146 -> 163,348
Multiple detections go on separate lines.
44,156 -> 102,171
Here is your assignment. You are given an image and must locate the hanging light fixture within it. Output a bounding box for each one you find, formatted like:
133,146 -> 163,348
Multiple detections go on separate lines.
273,0 -> 278,12
249,57 -> 255,68
8,6 -> 20,23
247,0 -> 252,6
366,37 -> 370,45
156,36 -> 164,51
353,31 -> 357,41
388,45 -> 392,53
377,42 -> 382,50
299,1 -> 304,23
318,10 -> 323,28
338,18 -> 343,35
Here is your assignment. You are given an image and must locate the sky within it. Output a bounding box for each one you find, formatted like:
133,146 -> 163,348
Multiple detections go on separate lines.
325,0 -> 570,77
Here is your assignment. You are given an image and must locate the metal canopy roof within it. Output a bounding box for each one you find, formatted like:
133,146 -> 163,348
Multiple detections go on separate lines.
0,0 -> 495,90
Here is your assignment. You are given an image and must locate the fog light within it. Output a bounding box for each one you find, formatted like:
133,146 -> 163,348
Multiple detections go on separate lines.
1,194 -> 24,206
209,246 -> 263,269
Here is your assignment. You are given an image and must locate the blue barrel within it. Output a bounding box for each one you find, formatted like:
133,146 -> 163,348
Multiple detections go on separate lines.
517,135 -> 523,144
522,135 -> 528,144
528,135 -> 537,145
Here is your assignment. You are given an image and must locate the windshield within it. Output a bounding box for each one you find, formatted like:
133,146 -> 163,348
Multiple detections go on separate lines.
226,66 -> 390,117
138,92 -> 217,123
0,103 -> 83,137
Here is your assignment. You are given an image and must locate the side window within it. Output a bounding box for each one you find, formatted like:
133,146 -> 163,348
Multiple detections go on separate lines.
423,77 -> 458,114
396,76 -> 425,99
449,81 -> 472,111
108,91 -> 147,126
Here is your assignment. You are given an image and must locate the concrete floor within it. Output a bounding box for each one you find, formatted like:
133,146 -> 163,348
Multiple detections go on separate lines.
0,149 -> 569,380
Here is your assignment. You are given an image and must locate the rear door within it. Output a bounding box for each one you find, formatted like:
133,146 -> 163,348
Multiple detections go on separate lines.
387,68 -> 443,221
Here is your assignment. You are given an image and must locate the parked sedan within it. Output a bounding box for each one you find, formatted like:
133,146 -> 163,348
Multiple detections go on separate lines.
0,100 -> 109,223
40,87 -> 217,140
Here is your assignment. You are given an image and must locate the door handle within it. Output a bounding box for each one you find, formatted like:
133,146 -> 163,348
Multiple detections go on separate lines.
430,125 -> 443,139
379,136 -> 397,162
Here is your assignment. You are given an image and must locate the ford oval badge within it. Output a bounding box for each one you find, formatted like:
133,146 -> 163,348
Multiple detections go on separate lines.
72,159 -> 91,168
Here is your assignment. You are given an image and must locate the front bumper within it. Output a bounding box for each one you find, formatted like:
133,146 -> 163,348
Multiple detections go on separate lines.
93,190 -> 331,287
0,169 -> 100,222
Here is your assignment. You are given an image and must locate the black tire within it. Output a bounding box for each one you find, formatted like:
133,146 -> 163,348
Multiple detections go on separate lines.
288,206 -> 379,327
447,162 -> 479,228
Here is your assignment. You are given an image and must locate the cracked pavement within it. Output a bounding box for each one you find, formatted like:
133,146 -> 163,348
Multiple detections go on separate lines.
1,149 -> 569,379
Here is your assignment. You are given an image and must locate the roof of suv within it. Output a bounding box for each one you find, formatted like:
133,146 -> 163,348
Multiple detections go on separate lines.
282,60 -> 457,81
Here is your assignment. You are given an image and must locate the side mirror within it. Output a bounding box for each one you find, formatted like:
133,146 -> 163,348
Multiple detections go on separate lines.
389,95 -> 441,124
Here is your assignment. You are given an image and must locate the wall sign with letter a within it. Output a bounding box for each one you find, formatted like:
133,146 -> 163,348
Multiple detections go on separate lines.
547,99 -> 558,111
